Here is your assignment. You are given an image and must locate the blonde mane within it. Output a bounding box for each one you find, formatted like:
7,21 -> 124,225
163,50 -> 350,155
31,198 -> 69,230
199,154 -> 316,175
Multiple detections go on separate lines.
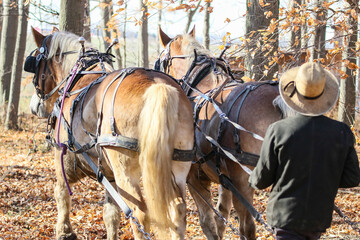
48,31 -> 93,76
181,34 -> 210,67
179,34 -> 225,85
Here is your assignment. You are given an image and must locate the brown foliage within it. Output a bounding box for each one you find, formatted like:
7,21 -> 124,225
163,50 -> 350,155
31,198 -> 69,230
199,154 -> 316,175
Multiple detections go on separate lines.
0,114 -> 359,239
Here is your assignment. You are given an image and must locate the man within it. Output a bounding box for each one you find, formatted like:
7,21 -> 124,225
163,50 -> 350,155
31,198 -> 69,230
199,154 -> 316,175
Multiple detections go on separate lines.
248,62 -> 360,240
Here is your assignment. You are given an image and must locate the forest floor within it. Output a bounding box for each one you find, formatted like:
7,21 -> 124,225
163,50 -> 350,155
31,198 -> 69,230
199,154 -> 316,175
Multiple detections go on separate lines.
0,114 -> 359,240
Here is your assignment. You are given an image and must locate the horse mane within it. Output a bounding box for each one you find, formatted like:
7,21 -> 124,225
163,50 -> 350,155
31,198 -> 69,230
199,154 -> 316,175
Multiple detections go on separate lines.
48,31 -> 93,75
180,34 -> 225,84
273,95 -> 297,118
181,34 -> 210,67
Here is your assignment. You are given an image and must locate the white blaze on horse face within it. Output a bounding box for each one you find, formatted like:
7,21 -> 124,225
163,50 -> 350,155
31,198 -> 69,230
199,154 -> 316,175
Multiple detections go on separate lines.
30,93 -> 49,118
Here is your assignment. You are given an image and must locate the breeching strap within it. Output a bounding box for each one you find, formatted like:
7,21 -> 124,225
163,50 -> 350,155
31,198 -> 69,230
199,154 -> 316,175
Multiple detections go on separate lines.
56,63 -> 80,196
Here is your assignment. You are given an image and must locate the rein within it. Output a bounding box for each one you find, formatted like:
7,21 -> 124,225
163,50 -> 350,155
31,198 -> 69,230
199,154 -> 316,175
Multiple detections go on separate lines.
56,63 -> 81,195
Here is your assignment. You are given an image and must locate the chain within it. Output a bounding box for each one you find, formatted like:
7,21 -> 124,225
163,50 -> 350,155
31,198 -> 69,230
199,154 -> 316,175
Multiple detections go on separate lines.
187,181 -> 246,238
129,213 -> 152,240
334,205 -> 360,234
257,214 -> 275,236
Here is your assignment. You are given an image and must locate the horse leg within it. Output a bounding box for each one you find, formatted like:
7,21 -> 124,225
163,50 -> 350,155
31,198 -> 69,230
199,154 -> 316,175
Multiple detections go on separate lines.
168,161 -> 191,240
230,168 -> 256,240
54,151 -> 76,240
187,166 -> 219,240
104,149 -> 150,240
103,186 -> 122,240
215,185 -> 233,239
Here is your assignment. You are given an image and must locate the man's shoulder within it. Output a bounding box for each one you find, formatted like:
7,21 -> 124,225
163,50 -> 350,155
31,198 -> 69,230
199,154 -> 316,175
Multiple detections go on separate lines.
270,115 -> 352,134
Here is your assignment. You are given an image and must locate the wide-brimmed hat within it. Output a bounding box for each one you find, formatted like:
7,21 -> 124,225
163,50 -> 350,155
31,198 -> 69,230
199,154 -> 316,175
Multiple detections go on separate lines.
279,62 -> 339,116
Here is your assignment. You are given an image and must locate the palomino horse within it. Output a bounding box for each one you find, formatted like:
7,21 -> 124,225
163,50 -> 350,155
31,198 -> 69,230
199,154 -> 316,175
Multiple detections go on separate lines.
27,28 -> 194,240
158,28 -> 286,240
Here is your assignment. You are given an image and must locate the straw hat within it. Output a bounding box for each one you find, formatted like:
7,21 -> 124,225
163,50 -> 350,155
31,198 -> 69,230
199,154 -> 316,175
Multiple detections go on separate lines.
279,62 -> 339,116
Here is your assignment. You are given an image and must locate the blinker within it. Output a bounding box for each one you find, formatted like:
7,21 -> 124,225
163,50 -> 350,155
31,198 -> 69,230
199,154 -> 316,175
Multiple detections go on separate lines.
24,55 -> 37,73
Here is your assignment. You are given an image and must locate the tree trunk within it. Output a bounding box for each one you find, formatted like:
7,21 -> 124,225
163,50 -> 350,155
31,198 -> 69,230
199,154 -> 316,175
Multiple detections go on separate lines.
0,1 -> 3,49
338,1 -> 358,125
108,2 -> 122,69
100,0 -> 111,50
313,0 -> 327,60
245,0 -> 279,81
123,1 -> 127,68
83,0 -> 91,41
290,0 -> 301,63
138,0 -> 148,68
203,1 -> 210,50
59,0 -> 85,36
184,0 -> 201,33
0,0 -> 18,112
156,0 -> 163,54
5,0 -> 29,129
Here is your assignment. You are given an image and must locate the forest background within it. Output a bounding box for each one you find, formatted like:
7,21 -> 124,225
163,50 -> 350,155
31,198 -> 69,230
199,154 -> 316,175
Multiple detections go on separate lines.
0,0 -> 359,239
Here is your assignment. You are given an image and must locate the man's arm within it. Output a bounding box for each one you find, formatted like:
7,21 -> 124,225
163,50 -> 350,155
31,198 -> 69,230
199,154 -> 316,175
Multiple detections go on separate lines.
248,124 -> 278,190
339,142 -> 360,188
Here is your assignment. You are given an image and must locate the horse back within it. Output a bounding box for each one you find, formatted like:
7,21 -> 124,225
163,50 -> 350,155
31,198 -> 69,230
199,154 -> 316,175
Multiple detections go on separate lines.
220,81 -> 282,155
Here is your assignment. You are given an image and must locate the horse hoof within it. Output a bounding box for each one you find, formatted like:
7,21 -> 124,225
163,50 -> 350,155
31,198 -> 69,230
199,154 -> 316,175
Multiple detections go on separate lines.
58,233 -> 77,240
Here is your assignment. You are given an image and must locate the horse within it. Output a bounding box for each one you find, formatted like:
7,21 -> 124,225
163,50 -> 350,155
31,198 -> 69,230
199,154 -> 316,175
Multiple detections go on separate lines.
27,27 -> 195,240
157,28 -> 289,240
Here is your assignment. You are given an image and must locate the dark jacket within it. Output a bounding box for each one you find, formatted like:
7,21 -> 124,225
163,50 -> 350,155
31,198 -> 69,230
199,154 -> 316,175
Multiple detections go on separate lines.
248,114 -> 360,232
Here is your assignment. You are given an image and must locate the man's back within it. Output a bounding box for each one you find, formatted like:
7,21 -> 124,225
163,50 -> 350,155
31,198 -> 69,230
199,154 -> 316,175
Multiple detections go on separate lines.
249,114 -> 360,232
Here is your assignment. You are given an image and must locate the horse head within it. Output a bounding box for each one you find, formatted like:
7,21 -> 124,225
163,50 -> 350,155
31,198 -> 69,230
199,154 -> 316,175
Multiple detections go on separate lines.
157,26 -> 230,96
26,27 -> 90,117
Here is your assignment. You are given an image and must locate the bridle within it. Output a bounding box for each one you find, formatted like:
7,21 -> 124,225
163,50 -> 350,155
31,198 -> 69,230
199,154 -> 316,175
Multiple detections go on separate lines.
24,35 -> 77,101
155,37 -> 236,96
154,37 -> 192,74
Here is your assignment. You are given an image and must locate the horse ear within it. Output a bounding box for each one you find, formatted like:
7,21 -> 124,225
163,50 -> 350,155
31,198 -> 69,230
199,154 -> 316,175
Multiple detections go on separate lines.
188,25 -> 195,37
159,26 -> 172,47
52,26 -> 59,33
31,26 -> 45,47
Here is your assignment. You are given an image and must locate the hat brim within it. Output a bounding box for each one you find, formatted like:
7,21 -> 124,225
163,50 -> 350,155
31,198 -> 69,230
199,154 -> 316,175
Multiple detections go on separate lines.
279,67 -> 339,116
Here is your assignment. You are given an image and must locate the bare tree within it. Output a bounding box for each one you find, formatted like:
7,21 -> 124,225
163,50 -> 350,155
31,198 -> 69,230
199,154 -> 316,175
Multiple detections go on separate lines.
0,1 -> 3,49
338,0 -> 358,125
0,0 -> 18,111
290,0 -> 301,53
5,0 -> 29,129
59,0 -> 85,36
138,0 -> 148,68
203,0 -> 210,49
245,0 -> 279,80
313,0 -> 327,60
156,0 -> 163,54
184,0 -> 202,33
108,2 -> 122,69
123,1 -> 127,68
100,0 -> 111,50
84,0 -> 91,41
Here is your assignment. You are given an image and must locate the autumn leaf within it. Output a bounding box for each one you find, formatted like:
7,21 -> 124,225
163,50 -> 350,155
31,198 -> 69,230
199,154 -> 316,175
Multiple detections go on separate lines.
265,11 -> 273,18
224,18 -> 231,23
347,62 -> 359,70
307,18 -> 314,26
242,76 -> 253,82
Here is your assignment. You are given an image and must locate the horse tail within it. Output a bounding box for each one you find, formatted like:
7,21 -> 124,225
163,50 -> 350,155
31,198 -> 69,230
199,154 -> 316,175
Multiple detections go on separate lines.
138,83 -> 179,230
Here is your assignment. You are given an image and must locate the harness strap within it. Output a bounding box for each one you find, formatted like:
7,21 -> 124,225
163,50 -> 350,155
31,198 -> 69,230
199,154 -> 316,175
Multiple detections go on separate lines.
195,123 -> 252,175
110,69 -> 135,136
74,140 -> 133,218
205,159 -> 260,221
188,81 -> 264,141
97,134 -> 195,162
53,98 -> 133,218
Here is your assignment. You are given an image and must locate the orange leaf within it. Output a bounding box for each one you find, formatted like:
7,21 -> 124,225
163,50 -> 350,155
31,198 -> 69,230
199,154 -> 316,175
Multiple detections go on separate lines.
347,62 -> 359,70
